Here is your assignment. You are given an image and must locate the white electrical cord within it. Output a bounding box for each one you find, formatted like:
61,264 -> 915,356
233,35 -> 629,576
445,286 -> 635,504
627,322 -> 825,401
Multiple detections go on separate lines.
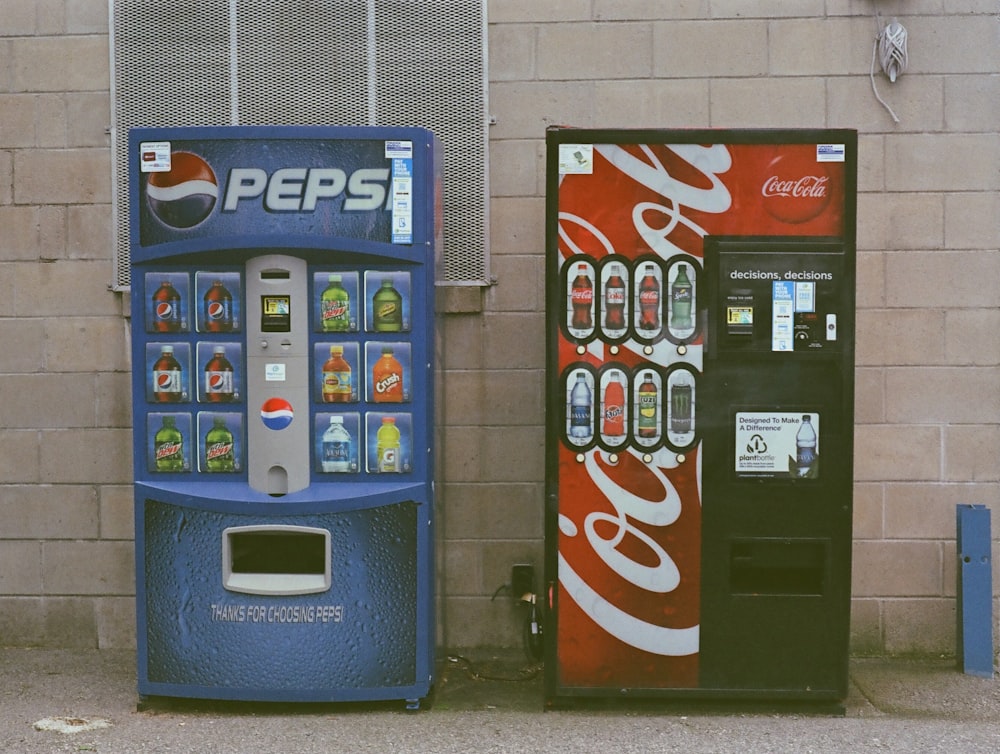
870,14 -> 908,123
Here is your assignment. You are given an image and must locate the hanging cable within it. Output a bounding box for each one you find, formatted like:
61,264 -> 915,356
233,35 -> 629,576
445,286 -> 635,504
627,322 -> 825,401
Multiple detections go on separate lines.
870,12 -> 908,123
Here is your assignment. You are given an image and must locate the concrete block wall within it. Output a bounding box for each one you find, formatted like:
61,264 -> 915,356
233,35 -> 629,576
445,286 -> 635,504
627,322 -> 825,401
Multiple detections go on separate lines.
1,0 -> 997,656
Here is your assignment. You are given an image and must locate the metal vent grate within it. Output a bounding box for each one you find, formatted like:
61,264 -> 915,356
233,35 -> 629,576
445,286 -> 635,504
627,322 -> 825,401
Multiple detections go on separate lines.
111,1 -> 489,288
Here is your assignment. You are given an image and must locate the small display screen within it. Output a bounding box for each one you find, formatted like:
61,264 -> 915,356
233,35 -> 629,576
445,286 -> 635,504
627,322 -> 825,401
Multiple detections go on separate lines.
261,295 -> 291,332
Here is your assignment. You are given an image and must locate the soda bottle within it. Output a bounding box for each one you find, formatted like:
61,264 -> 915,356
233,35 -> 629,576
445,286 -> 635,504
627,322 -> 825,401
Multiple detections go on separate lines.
204,417 -> 236,472
152,345 -> 183,403
603,264 -> 626,332
372,278 -> 403,332
151,280 -> 182,332
204,346 -> 235,402
602,371 -> 625,437
670,373 -> 693,434
372,346 -> 404,403
376,416 -> 401,473
569,373 -> 592,440
320,274 -> 351,332
637,371 -> 658,438
321,345 -> 352,403
570,263 -> 593,330
153,416 -> 184,472
670,264 -> 693,332
321,416 -> 352,473
203,279 -> 234,332
637,264 -> 660,331
795,414 -> 817,477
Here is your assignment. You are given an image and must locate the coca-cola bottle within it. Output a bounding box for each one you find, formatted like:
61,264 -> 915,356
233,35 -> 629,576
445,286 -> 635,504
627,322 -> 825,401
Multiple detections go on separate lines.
637,371 -> 658,438
152,345 -> 183,403
203,280 -> 234,332
637,264 -> 660,331
203,346 -> 235,402
570,264 -> 593,330
603,264 -> 626,333
151,280 -> 182,332
602,371 -> 625,437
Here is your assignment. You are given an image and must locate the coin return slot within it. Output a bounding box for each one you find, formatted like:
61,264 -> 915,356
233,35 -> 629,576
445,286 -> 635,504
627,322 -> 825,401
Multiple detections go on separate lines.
223,526 -> 330,595
730,539 -> 826,596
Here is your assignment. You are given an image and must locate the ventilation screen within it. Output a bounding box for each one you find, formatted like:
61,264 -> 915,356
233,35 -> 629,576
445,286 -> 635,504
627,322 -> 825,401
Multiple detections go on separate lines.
111,1 -> 489,287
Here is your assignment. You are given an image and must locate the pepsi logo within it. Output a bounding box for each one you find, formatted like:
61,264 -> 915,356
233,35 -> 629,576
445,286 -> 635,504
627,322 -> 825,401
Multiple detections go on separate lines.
761,154 -> 831,224
156,373 -> 174,389
154,302 -> 175,320
207,302 -> 226,320
208,373 -> 228,391
260,397 -> 294,431
146,151 -> 218,229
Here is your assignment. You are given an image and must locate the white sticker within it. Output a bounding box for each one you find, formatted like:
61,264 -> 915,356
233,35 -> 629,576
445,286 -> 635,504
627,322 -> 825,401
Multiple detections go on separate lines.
385,140 -> 413,159
817,144 -> 845,163
265,363 -> 286,382
559,144 -> 594,174
735,412 -> 820,477
139,142 -> 172,172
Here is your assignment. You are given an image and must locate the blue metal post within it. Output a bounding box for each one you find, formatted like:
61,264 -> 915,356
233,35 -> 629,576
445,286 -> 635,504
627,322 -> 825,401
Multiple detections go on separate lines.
956,504 -> 994,678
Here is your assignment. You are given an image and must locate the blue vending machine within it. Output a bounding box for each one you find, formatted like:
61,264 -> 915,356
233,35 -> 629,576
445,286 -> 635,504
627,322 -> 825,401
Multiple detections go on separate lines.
129,126 -> 440,706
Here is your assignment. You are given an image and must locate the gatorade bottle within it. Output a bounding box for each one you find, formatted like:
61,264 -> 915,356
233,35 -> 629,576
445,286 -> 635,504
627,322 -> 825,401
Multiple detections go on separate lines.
376,417 -> 401,473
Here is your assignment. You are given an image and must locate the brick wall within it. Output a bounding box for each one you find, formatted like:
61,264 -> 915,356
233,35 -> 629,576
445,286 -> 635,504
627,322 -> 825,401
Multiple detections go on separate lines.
1,0 -> 997,655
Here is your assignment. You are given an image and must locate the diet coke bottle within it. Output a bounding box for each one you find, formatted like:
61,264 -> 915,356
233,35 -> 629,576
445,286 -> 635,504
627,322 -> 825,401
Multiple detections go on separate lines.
603,263 -> 627,334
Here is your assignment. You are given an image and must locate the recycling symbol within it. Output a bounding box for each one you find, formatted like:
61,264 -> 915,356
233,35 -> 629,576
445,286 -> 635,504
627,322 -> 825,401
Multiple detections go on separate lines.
746,434 -> 768,454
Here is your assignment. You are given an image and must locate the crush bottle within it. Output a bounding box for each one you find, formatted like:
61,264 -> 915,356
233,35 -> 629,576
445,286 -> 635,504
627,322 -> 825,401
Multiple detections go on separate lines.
372,346 -> 404,403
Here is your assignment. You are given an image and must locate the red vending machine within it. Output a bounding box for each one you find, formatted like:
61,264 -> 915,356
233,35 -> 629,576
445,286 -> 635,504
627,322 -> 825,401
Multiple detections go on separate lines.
545,129 -> 857,705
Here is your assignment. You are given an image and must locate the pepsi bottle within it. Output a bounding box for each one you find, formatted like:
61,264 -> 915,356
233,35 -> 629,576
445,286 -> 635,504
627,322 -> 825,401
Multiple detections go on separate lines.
204,347 -> 235,402
203,280 -> 233,332
151,280 -> 182,332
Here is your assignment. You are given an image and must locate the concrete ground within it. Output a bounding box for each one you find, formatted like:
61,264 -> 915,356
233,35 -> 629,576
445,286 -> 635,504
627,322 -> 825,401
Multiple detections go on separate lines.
2,648 -> 999,753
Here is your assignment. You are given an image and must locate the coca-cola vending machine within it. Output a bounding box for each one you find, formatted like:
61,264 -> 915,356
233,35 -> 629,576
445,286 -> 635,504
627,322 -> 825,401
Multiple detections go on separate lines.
546,128 -> 857,704
129,126 -> 440,707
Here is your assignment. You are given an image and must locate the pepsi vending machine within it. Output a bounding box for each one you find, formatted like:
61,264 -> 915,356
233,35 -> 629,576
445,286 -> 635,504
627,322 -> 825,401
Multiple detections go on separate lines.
545,129 -> 856,705
129,126 -> 439,706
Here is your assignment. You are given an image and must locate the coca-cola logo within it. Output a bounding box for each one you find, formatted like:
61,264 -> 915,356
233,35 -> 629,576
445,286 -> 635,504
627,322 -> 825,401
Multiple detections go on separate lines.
761,155 -> 831,224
